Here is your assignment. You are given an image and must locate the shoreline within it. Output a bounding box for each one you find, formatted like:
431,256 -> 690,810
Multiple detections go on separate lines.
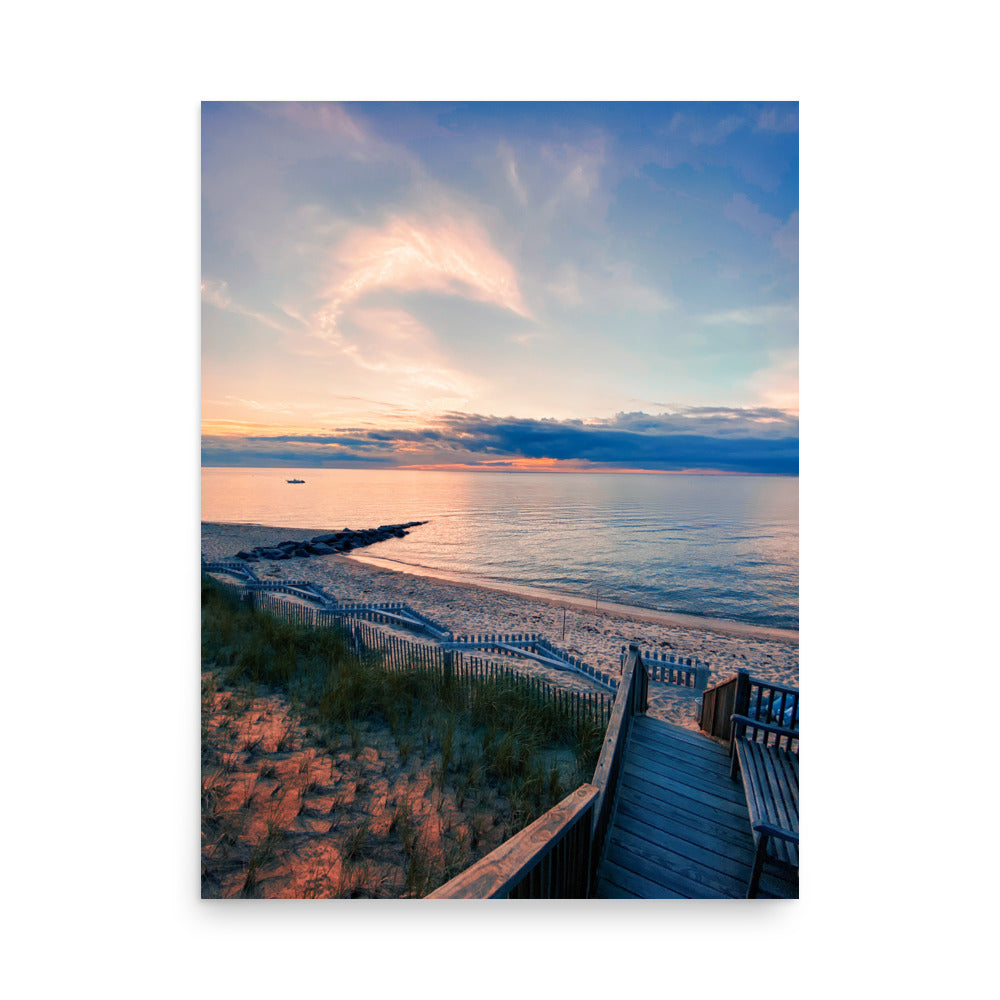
201,521 -> 799,730
345,551 -> 798,645
201,520 -> 797,644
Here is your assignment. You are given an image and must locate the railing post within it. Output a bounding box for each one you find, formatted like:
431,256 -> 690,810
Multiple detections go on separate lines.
631,643 -> 648,715
695,663 -> 710,691
732,669 -> 751,741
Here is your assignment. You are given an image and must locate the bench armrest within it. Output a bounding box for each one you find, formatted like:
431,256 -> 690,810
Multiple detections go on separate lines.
752,819 -> 799,843
730,714 -> 799,741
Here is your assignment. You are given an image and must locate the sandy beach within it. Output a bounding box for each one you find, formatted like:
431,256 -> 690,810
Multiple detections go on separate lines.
202,521 -> 798,731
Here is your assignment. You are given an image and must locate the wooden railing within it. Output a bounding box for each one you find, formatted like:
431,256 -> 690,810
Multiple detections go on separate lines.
426,784 -> 599,898
589,644 -> 647,884
699,669 -> 799,743
699,675 -> 740,741
429,644 -> 648,898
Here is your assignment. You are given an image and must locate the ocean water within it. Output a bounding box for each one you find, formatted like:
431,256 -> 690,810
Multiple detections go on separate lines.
201,469 -> 798,630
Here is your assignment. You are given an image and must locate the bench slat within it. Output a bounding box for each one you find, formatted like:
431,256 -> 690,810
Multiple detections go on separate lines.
756,745 -> 797,837
745,750 -> 795,868
735,738 -> 799,877
740,741 -> 798,836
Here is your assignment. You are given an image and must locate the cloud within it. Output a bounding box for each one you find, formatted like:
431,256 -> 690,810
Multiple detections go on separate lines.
272,213 -> 532,402
201,436 -> 391,467
543,261 -> 670,314
203,407 -> 798,474
334,307 -> 482,397
214,395 -> 295,415
267,102 -> 371,146
335,216 -> 529,315
670,112 -> 745,146
772,210 -> 798,260
201,278 -> 232,309
201,276 -> 297,336
756,107 -> 799,133
724,193 -> 781,238
700,303 -> 798,328
743,349 -> 799,414
538,138 -> 607,219
319,215 -> 531,338
498,141 -> 528,205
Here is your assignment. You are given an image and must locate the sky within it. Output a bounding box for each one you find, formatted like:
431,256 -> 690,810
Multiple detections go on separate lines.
202,101 -> 798,474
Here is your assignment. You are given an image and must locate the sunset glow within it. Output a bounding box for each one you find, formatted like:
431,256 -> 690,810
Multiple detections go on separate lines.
202,102 -> 798,474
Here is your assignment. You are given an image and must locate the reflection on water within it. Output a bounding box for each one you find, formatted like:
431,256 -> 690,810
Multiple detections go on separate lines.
202,469 -> 798,629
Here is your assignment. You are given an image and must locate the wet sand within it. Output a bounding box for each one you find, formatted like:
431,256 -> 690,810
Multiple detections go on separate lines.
348,550 -> 798,644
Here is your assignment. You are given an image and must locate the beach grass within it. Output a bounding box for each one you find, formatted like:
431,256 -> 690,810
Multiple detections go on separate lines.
201,574 -> 603,897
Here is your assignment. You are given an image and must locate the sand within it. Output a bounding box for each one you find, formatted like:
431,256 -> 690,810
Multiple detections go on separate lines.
201,678 -> 519,898
202,521 -> 798,732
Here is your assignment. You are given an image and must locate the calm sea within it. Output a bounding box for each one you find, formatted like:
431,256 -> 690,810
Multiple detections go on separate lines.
201,469 -> 798,630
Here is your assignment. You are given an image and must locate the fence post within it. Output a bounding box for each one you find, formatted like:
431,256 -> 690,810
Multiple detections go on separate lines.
695,663 -> 710,691
443,649 -> 453,683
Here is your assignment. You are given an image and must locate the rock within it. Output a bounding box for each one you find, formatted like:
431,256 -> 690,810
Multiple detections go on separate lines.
249,520 -> 425,560
310,532 -> 343,545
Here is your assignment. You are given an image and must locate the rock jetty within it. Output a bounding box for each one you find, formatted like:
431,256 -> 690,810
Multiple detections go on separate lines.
233,522 -> 427,562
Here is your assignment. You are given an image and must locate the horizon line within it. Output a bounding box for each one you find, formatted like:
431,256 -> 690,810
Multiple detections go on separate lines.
201,464 -> 798,477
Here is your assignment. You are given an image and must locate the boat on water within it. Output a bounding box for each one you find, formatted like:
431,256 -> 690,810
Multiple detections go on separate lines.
286,478 -> 305,484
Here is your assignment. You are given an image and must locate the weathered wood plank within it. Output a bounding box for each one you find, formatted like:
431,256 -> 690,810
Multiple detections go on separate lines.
427,783 -> 597,898
629,733 -> 729,775
699,675 -> 739,740
590,645 -> 643,876
625,743 -> 748,803
734,738 -> 799,886
593,709 -> 798,900
616,774 -> 755,846
738,741 -> 799,839
613,799 -> 758,878
605,831 -> 738,898
595,858 -> 683,899
603,793 -> 797,900
635,714 -> 719,744
621,758 -> 750,820
627,728 -> 733,771
631,717 -> 733,756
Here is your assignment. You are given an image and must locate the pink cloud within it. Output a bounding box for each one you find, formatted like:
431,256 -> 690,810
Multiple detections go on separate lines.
336,306 -> 481,398
746,349 -> 799,414
326,216 -> 530,320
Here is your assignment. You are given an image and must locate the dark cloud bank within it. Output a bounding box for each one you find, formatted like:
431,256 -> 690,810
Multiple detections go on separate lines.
202,409 -> 798,475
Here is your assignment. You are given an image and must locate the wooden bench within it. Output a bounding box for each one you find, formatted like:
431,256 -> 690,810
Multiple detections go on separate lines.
730,714 -> 799,898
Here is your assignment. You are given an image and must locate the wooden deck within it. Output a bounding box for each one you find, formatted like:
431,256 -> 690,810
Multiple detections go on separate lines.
594,716 -> 799,899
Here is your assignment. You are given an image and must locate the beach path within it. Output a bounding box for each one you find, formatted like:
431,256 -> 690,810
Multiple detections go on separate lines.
595,716 -> 798,899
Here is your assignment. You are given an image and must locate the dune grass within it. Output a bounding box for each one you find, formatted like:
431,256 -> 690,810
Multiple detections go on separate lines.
201,574 -> 605,897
